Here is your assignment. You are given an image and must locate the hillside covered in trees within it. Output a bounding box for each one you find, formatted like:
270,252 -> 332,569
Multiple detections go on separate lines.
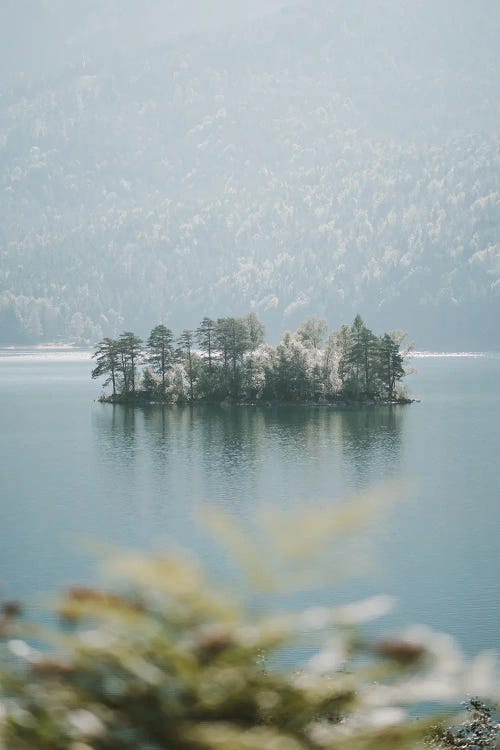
92,314 -> 412,404
1,0 -> 498,348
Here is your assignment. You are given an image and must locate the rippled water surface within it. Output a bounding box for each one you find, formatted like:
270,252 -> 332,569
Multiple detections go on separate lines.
0,349 -> 498,653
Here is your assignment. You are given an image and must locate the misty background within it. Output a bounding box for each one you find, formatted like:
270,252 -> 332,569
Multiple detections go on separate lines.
0,0 -> 498,348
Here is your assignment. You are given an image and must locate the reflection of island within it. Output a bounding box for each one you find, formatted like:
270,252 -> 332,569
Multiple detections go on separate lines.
91,404 -> 139,478
339,406 -> 404,486
93,402 -> 406,519
93,314 -> 413,407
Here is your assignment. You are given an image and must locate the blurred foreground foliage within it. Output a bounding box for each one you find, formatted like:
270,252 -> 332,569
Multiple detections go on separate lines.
0,485 -> 498,749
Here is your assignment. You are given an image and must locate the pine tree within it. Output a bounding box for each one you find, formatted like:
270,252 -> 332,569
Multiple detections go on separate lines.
377,333 -> 406,400
117,332 -> 143,394
215,317 -> 251,399
91,337 -> 119,395
215,318 -> 231,380
196,317 -> 215,372
336,325 -> 353,386
340,315 -> 378,397
359,324 -> 379,395
146,324 -> 174,395
228,317 -> 251,399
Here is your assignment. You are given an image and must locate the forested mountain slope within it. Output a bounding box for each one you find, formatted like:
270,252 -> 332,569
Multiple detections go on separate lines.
0,0 -> 498,348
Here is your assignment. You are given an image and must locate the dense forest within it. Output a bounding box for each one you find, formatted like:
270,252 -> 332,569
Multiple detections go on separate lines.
92,313 -> 411,403
1,1 -> 498,348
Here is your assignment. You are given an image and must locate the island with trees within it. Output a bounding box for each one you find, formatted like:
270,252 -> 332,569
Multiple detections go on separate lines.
92,313 -> 414,405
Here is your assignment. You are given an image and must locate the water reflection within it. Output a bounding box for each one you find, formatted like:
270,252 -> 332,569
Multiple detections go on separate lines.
2,353 -> 498,654
92,404 -> 406,521
339,406 -> 404,488
93,403 -> 139,464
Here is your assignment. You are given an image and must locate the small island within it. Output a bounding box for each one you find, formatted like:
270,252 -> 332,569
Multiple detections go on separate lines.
92,313 -> 413,406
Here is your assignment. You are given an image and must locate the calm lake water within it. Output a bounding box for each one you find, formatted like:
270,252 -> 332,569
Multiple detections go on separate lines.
0,349 -> 498,655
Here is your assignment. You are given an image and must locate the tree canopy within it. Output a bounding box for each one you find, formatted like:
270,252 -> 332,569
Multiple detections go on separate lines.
92,313 -> 412,404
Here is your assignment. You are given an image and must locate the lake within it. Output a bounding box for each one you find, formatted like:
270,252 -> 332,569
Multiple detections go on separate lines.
0,349 -> 498,656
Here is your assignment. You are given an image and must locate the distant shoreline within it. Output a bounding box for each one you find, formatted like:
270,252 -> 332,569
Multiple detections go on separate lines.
0,345 -> 496,357
408,351 -> 494,358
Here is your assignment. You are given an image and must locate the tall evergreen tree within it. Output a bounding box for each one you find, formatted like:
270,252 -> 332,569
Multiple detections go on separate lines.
215,318 -> 231,374
146,324 -> 174,395
336,325 -> 353,386
196,317 -> 215,372
340,315 -> 378,397
117,331 -> 143,394
359,324 -> 379,394
339,315 -> 363,396
92,337 -> 119,395
377,333 -> 406,400
213,317 -> 253,399
228,317 -> 251,399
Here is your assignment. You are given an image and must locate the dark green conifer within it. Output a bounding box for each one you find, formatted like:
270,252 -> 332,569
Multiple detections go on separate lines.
91,337 -> 119,395
196,317 -> 215,372
377,333 -> 406,400
117,331 -> 143,394
146,324 -> 174,395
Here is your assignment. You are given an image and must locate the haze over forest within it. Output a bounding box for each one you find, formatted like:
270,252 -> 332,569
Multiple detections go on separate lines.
1,0 -> 498,349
